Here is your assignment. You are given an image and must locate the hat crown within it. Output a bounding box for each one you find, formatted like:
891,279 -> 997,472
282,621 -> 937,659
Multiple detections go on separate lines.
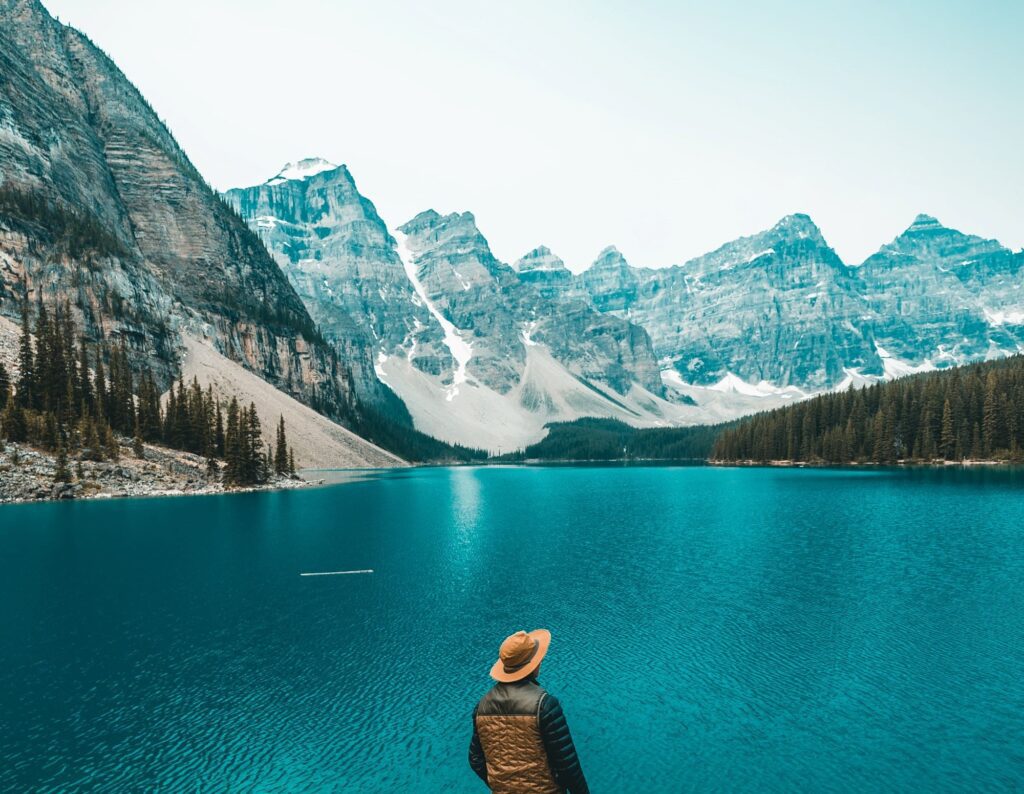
499,631 -> 535,667
490,628 -> 550,682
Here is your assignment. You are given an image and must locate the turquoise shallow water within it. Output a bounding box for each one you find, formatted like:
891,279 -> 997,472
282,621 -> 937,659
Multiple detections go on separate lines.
1,466 -> 1023,792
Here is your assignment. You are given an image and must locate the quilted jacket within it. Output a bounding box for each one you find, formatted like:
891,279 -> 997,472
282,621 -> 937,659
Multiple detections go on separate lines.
469,679 -> 589,794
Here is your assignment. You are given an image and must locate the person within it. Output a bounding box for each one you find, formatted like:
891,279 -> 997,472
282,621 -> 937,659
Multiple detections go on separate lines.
469,629 -> 589,794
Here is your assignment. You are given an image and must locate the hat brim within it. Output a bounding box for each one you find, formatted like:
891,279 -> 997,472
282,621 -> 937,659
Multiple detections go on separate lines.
490,629 -> 551,682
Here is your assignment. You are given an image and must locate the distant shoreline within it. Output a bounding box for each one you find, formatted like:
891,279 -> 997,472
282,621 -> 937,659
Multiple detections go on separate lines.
709,458 -> 1019,468
8,454 -> 1022,507
473,457 -> 1024,469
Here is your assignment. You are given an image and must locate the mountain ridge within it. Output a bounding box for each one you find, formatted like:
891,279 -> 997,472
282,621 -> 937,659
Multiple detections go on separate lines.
510,210 -> 1023,391
227,155 -> 1022,448
226,161 -> 695,450
0,3 -> 413,466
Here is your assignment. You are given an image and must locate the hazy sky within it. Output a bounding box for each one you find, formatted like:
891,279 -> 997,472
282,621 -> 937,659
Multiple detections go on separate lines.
42,0 -> 1023,270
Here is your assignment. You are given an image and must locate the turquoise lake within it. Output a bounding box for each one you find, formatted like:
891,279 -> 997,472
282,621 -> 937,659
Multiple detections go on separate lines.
1,466 -> 1023,791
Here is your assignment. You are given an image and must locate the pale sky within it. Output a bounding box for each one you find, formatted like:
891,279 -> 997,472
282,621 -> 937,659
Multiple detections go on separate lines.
42,0 -> 1023,271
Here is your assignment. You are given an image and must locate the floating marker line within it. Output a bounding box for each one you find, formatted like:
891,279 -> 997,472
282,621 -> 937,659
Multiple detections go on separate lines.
300,569 -> 374,577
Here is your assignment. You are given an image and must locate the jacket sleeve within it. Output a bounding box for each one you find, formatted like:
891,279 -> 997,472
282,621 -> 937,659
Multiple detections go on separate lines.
539,694 -> 589,794
469,706 -> 488,784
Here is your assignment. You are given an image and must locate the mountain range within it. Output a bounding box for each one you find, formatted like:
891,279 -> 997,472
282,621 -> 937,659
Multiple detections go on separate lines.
557,211 -> 1024,390
225,165 -> 698,450
2,0 -> 1021,458
226,159 -> 1023,450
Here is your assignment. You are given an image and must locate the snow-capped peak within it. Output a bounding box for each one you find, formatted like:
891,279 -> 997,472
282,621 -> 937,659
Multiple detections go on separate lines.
265,157 -> 338,185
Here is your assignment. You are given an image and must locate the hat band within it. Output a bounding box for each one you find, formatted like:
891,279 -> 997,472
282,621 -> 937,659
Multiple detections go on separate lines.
503,639 -> 539,673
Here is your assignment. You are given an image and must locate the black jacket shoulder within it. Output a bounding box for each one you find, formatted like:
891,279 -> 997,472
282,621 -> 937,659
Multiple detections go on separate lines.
538,692 -> 589,794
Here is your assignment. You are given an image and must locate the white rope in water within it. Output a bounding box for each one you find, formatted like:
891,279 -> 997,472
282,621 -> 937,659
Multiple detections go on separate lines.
300,569 -> 374,577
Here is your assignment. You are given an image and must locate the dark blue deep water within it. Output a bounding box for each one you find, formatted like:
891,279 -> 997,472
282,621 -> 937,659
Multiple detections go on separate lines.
2,466 -> 1023,792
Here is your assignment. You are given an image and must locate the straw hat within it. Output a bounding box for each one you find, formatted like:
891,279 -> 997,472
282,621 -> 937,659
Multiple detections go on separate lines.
490,629 -> 551,682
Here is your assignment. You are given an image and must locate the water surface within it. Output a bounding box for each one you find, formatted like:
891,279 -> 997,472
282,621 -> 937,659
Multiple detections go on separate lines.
1,467 -> 1023,791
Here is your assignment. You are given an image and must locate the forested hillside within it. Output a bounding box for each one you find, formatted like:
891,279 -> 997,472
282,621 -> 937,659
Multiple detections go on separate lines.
1,301 -> 295,486
500,418 -> 728,462
712,356 -> 1024,464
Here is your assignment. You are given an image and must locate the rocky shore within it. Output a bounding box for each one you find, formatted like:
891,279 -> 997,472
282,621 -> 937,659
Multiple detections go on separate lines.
0,439 -> 312,505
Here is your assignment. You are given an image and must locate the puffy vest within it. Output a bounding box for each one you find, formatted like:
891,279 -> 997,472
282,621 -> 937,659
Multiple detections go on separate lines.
474,680 -> 562,794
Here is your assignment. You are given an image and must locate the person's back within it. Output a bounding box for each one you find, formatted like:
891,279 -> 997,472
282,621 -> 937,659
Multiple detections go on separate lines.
469,630 -> 589,794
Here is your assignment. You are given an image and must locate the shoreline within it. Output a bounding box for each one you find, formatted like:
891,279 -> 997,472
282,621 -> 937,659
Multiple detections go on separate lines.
0,440 -> 317,506
470,457 -> 1024,469
708,458 -> 1019,468
7,451 -> 1023,506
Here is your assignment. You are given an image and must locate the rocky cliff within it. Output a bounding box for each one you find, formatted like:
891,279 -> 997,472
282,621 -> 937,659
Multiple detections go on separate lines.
228,164 -> 678,450
855,214 -> 1024,372
559,213 -> 1024,391
221,159 -> 413,412
0,0 -> 384,442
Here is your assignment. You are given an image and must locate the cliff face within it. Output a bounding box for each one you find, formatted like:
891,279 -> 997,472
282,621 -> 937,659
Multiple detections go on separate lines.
0,0 -> 357,419
855,214 -> 1024,370
621,214 -> 875,390
228,164 -> 671,450
562,214 -> 1024,391
396,208 -> 663,397
223,161 -> 423,411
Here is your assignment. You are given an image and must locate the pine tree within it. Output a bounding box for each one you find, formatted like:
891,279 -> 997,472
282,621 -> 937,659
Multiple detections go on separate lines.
939,399 -> 956,460
3,298 -> 285,482
60,301 -> 79,415
93,347 -> 107,421
54,436 -> 71,483
16,302 -> 35,409
136,368 -> 161,441
224,396 -> 240,485
982,372 -> 999,456
288,447 -> 296,476
34,300 -> 55,413
78,339 -> 93,414
246,403 -> 263,484
0,361 -> 9,409
81,414 -> 102,461
214,402 -> 225,457
103,421 -> 119,461
274,415 -> 288,474
1,400 -> 27,442
42,411 -> 58,451
132,418 -> 145,459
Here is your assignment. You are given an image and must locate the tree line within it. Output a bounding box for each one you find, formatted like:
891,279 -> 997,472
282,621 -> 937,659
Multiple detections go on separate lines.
499,417 -> 728,462
0,300 -> 296,485
712,355 -> 1024,464
0,185 -> 128,260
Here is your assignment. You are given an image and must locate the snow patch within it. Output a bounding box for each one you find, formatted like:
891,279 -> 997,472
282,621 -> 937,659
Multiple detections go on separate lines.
404,319 -> 425,362
707,372 -> 806,398
717,249 -> 774,274
874,341 -> 935,378
834,367 -> 883,391
266,158 -> 338,185
520,321 -> 539,347
983,307 -> 1024,326
374,351 -> 391,385
393,229 -> 473,401
381,347 -> 719,453
746,248 -> 775,263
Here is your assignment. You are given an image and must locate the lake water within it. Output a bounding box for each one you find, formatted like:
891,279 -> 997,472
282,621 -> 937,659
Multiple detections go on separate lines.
2,466 -> 1023,792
